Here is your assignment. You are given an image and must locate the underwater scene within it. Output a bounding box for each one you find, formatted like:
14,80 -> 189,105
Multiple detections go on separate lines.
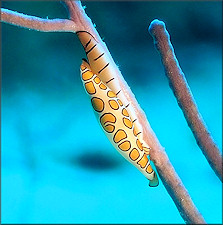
1,1 -> 222,224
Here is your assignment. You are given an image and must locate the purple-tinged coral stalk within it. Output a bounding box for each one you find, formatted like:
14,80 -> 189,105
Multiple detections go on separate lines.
149,19 -> 222,182
1,8 -> 76,32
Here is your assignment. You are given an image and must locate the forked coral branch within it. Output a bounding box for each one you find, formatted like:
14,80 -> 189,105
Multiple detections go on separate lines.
1,8 -> 77,32
0,1 -> 211,224
149,19 -> 222,182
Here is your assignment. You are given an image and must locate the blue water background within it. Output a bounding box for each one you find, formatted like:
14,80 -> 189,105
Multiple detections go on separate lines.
1,1 -> 222,224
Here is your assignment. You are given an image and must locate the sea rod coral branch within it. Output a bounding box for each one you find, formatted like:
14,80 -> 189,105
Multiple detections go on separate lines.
1,8 -> 77,32
149,19 -> 222,182
149,143 -> 206,224
63,1 -> 206,223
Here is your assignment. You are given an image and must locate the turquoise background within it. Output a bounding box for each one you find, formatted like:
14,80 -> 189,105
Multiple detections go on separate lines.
1,1 -> 222,224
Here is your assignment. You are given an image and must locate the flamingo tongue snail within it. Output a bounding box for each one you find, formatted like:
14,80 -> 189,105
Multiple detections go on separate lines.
80,58 -> 159,187
76,31 -> 145,144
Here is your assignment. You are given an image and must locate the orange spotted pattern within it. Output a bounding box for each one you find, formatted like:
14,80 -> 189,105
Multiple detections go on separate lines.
129,148 -> 140,161
137,154 -> 148,169
118,140 -> 131,151
117,99 -> 123,106
122,108 -> 129,117
80,55 -> 159,187
113,129 -> 127,143
99,83 -> 107,90
82,70 -> 94,81
94,76 -> 101,84
107,91 -> 116,98
123,118 -> 133,129
91,97 -> 104,112
109,100 -> 119,110
136,139 -> 143,151
85,81 -> 96,95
